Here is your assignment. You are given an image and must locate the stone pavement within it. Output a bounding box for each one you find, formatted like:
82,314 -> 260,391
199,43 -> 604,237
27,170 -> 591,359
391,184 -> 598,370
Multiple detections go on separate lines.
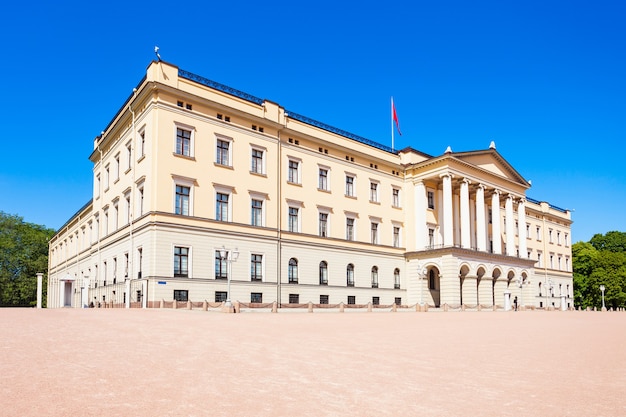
1,308 -> 625,416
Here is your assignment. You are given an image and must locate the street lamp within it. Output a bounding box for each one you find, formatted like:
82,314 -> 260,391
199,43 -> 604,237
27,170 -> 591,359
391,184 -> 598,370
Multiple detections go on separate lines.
219,246 -> 239,308
517,276 -> 529,310
418,264 -> 428,306
600,285 -> 606,310
545,278 -> 553,310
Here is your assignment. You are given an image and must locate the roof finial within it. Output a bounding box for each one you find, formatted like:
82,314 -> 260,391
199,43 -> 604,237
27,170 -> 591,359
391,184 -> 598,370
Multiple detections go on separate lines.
489,140 -> 496,149
444,146 -> 452,154
154,46 -> 162,61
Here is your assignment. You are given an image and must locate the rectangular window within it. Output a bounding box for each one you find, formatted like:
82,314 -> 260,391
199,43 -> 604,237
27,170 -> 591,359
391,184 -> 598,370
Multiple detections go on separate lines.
215,251 -> 228,279
549,229 -> 553,243
488,208 -> 493,224
251,149 -> 264,174
537,226 -> 541,240
216,139 -> 230,166
318,168 -> 328,190
114,154 -> 120,181
288,160 -> 299,184
347,295 -> 356,305
174,247 -> 189,277
345,175 -> 354,197
250,254 -> 263,281
393,227 -> 400,247
216,192 -> 229,221
289,294 -> 299,304
126,142 -> 132,170
319,212 -> 328,237
174,290 -> 188,302
392,188 -> 400,207
251,292 -> 262,303
427,191 -> 435,209
175,185 -> 190,215
394,297 -> 402,306
140,131 -> 146,157
251,199 -> 263,226
370,182 -> 378,202
318,295 -> 329,305
288,207 -> 299,232
372,296 -> 380,306
346,218 -> 355,241
215,291 -> 227,302
371,222 -> 378,244
176,128 -> 191,156
104,165 -> 110,190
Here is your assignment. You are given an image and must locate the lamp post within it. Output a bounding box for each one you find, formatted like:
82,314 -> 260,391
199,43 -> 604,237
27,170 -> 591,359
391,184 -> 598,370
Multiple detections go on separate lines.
600,285 -> 606,311
418,264 -> 428,306
545,278 -> 553,310
516,277 -> 530,310
219,246 -> 239,308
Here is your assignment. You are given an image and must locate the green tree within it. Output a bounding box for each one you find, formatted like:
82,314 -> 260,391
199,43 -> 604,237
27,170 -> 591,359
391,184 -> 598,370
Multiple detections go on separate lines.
0,212 -> 54,306
573,231 -> 626,310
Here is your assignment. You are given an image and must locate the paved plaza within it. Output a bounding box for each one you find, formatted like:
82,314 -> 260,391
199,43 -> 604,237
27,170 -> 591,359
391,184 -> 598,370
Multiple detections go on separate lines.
1,308 -> 625,416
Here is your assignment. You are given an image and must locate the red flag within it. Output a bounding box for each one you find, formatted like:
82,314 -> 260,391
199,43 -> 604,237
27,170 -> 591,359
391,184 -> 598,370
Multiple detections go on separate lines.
392,98 -> 402,136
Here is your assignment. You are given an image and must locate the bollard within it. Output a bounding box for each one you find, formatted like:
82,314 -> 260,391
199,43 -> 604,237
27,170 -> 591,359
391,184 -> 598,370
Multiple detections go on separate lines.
416,303 -> 421,312
203,300 -> 208,311
272,301 -> 277,313
443,303 -> 449,312
187,300 -> 192,310
461,304 -> 466,311
492,304 -> 497,311
234,301 -> 240,313
423,304 -> 428,312
477,304 -> 482,311
173,300 -> 177,309
160,299 -> 164,309
367,302 -> 372,312
339,302 -> 344,313
392,303 -> 397,312
308,301 -> 313,313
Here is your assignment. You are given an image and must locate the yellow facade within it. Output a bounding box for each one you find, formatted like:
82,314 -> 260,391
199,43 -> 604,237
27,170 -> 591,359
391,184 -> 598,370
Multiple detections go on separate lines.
48,61 -> 573,310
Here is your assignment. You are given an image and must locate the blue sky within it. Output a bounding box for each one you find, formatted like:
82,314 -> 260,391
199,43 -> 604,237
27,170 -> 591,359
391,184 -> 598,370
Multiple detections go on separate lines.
0,0 -> 624,243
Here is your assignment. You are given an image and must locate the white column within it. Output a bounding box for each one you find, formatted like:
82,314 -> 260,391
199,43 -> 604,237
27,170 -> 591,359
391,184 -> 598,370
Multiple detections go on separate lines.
36,273 -> 43,309
460,178 -> 471,248
442,173 -> 454,247
491,191 -> 501,254
476,185 -> 486,252
505,195 -> 515,256
518,198 -> 527,258
414,180 -> 427,250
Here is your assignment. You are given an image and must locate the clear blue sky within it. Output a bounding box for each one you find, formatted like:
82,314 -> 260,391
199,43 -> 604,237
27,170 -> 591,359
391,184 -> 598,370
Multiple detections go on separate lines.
0,0 -> 624,243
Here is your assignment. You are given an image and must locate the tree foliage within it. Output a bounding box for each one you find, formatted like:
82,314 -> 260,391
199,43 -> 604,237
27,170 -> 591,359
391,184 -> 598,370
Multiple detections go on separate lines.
573,231 -> 626,310
0,212 -> 55,306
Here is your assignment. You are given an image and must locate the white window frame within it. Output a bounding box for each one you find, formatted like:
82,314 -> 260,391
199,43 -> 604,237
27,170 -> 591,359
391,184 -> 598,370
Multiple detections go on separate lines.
369,180 -> 379,203
318,165 -> 330,191
173,244 -> 191,278
250,252 -> 265,282
318,206 -> 331,238
174,122 -> 195,157
172,176 -> 195,217
286,200 -> 303,233
345,212 -> 357,241
214,184 -> 233,222
345,173 -> 355,197
427,188 -> 435,210
392,187 -> 400,208
288,157 -> 301,185
215,134 -> 233,167
250,145 -> 266,175
392,223 -> 402,248
249,191 -> 267,227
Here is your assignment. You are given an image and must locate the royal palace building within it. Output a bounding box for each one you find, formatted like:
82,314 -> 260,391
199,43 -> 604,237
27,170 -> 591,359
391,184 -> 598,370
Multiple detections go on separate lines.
48,60 -> 573,310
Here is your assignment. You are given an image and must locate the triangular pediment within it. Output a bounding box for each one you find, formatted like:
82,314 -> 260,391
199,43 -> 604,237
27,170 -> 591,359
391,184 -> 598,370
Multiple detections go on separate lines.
452,149 -> 529,187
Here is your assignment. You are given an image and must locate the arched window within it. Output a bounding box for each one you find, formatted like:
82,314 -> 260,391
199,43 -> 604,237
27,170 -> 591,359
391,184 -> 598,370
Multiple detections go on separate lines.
538,282 -> 542,296
319,261 -> 328,285
347,264 -> 355,287
429,269 -> 436,290
371,266 -> 379,288
288,258 -> 298,284
394,268 -> 401,289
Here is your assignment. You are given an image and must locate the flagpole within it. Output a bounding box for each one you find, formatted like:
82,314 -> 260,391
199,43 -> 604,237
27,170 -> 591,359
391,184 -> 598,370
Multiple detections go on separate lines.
391,97 -> 394,151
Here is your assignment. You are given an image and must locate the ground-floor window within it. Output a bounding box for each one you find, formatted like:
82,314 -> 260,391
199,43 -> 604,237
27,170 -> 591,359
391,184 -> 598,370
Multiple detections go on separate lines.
320,295 -> 329,304
395,297 -> 402,306
251,292 -> 262,303
347,295 -> 355,305
174,290 -> 188,301
289,294 -> 299,304
372,296 -> 380,305
215,291 -> 227,302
